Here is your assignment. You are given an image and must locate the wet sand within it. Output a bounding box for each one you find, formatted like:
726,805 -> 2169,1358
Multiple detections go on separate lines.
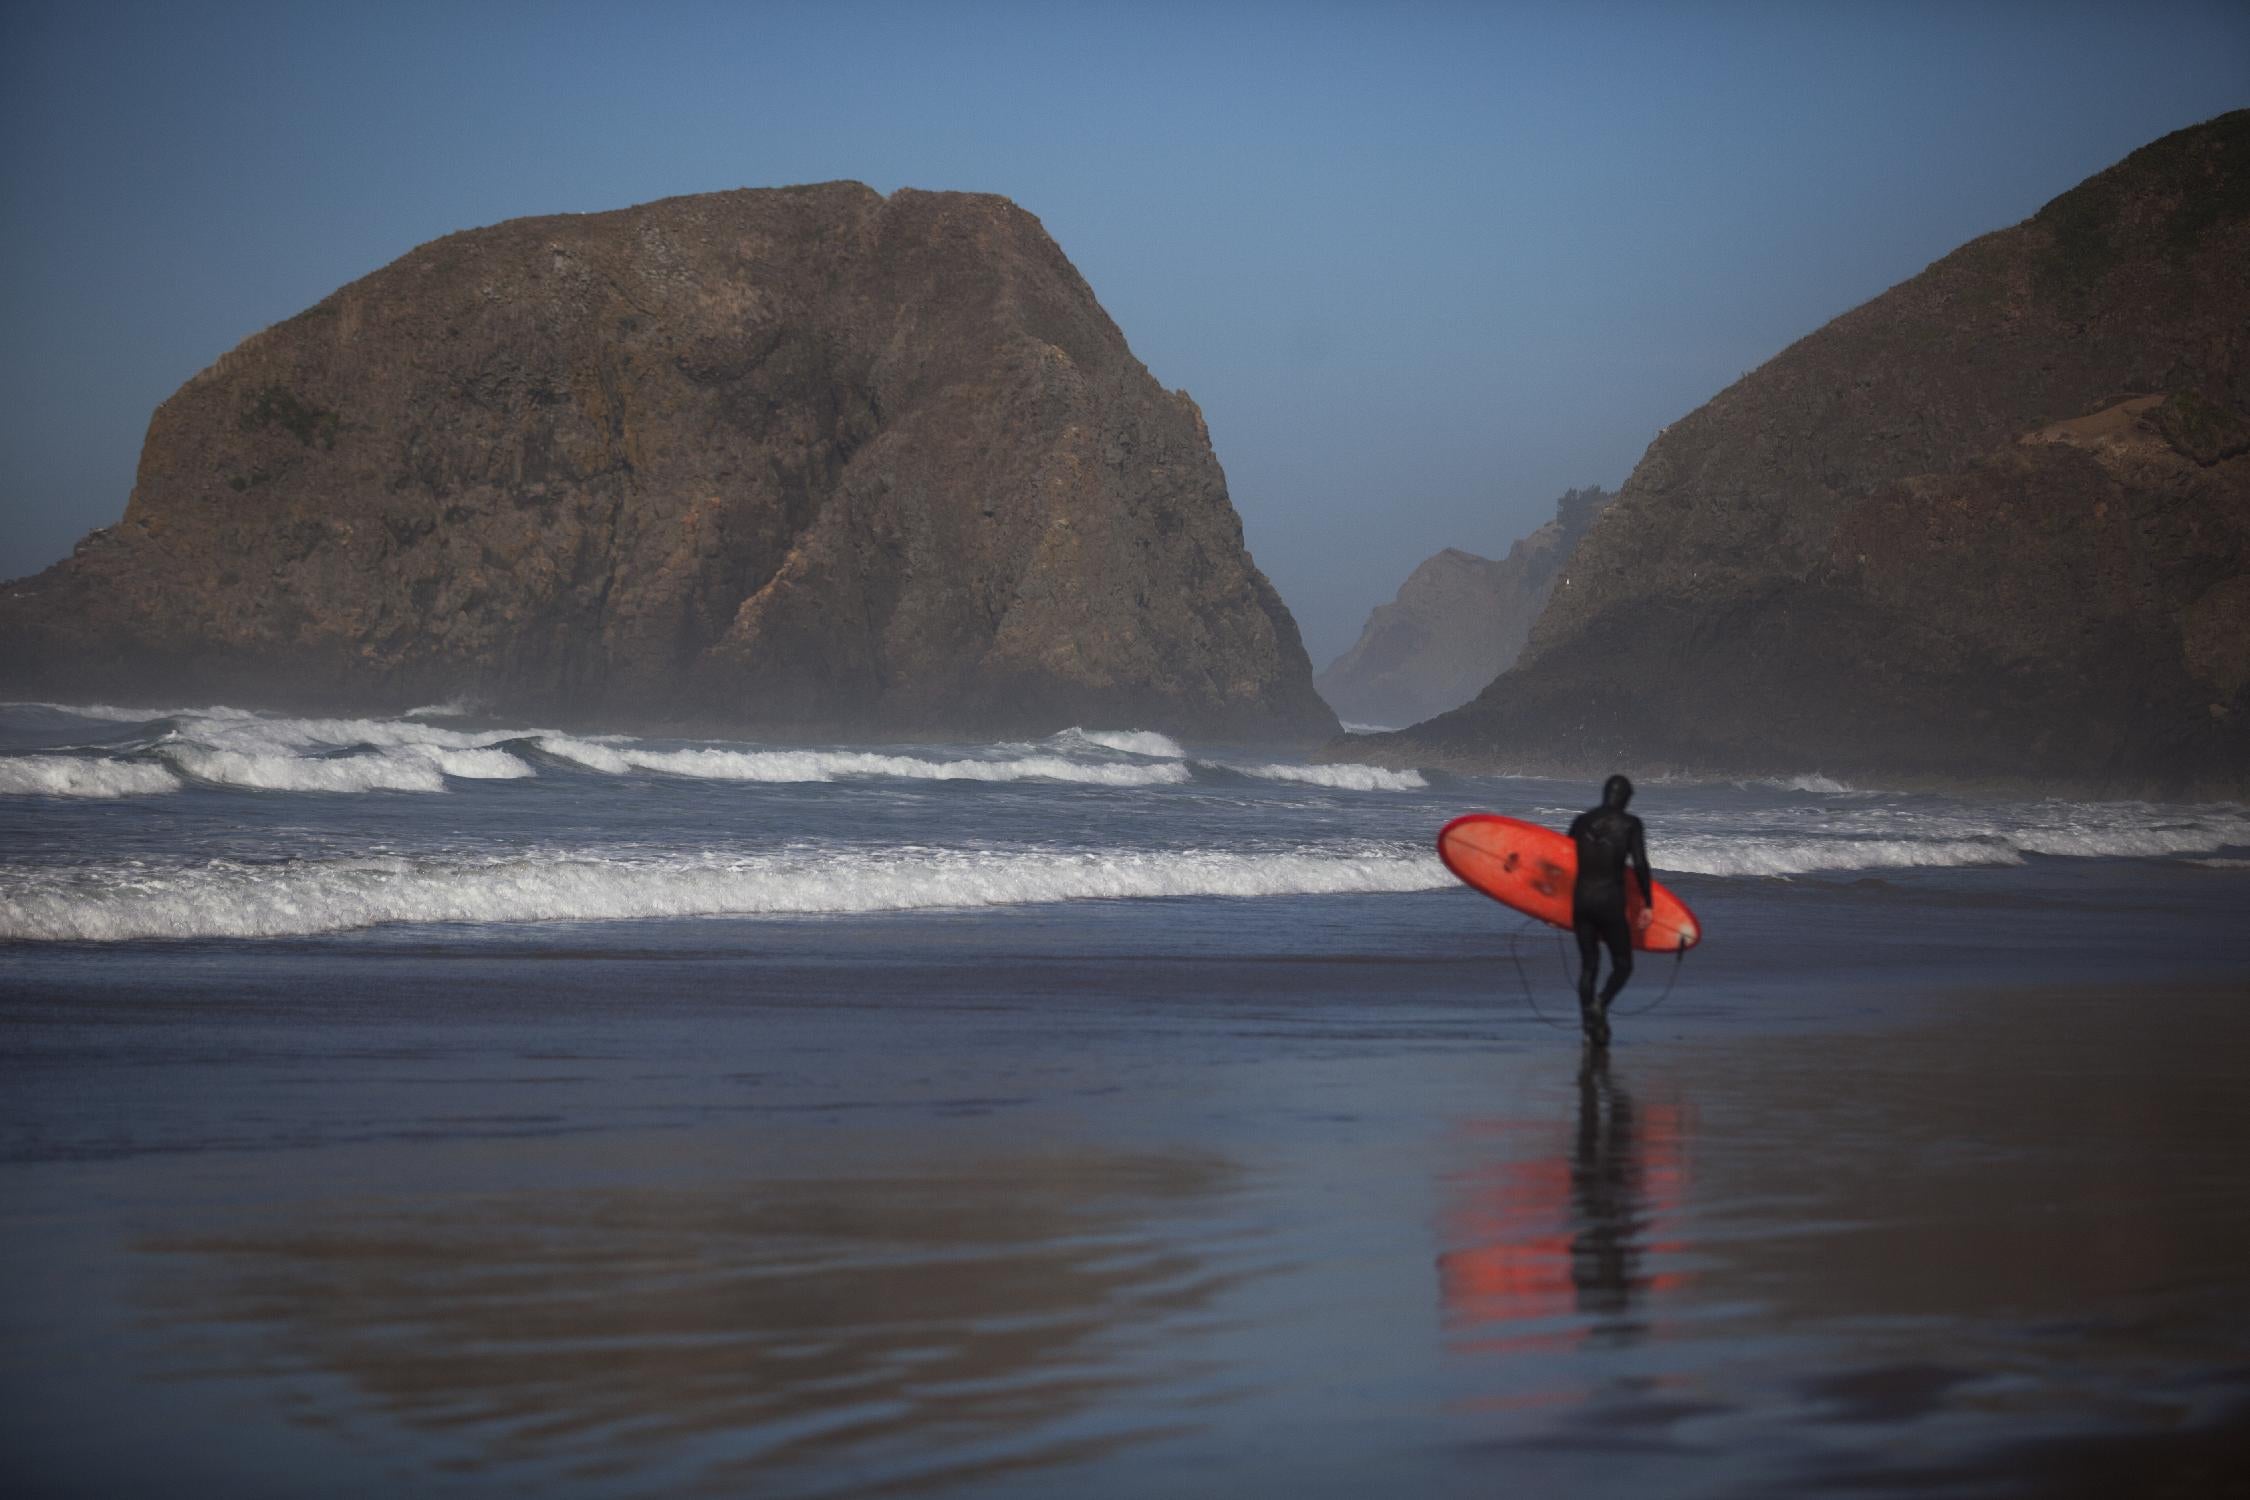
3,937 -> 2248,1497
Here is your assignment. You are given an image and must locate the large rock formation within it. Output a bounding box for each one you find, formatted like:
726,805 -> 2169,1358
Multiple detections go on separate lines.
1343,112 -> 2250,795
0,185 -> 1335,742
1315,486 -> 1612,727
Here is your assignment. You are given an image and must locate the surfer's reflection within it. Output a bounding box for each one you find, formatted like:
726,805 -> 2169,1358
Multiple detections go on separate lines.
1437,1055 -> 1687,1348
1569,1052 -> 1648,1334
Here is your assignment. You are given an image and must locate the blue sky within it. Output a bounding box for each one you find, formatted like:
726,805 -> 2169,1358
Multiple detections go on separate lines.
3,1 -> 2245,663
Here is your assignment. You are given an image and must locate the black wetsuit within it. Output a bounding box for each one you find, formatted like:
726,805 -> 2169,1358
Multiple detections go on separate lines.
1568,775 -> 1652,1044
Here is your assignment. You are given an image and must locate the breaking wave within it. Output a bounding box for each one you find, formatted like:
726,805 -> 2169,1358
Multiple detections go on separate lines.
1229,762 -> 1427,791
159,744 -> 452,793
1661,835 -> 2019,878
1,845 -> 1452,943
1,707 -> 1440,799
171,713 -> 540,755
1045,727 -> 1187,759
536,736 -> 1192,787
0,756 -> 180,798
1751,773 -> 1861,795
1655,804 -> 2250,878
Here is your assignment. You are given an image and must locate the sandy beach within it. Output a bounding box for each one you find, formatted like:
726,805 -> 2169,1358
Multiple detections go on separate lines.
5,888 -> 2248,1497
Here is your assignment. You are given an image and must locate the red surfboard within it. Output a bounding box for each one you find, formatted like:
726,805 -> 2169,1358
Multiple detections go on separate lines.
1438,813 -> 1701,953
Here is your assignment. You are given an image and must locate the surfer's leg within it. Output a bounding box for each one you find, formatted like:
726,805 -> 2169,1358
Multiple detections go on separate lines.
1596,913 -> 1633,1007
1573,915 -> 1610,1046
1573,915 -> 1601,1011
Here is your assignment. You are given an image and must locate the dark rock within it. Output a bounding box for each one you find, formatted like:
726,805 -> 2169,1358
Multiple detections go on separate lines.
0,184 -> 1336,743
1340,111 -> 2250,795
1315,487 -> 1613,727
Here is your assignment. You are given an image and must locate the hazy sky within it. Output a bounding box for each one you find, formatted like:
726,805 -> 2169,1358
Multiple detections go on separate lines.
3,2 -> 2244,664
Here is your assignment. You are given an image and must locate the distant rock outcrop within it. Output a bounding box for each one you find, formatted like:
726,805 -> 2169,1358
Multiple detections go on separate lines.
1341,112 -> 2250,795
1315,486 -> 1612,727
0,185 -> 1335,742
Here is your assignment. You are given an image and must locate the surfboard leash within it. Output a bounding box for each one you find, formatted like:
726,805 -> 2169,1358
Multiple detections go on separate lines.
1503,915 -> 1576,1031
1505,914 -> 1689,1027
1613,942 -> 1689,1018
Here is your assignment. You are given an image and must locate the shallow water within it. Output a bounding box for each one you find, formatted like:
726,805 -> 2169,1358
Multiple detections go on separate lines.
4,703 -> 2249,1495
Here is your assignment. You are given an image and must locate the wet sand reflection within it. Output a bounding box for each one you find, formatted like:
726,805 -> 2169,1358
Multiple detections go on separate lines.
1431,988 -> 2250,1486
141,1151 -> 1245,1495
1437,1055 -> 1690,1353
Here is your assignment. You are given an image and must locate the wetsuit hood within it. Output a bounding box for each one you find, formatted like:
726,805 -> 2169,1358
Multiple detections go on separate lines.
1602,774 -> 1634,810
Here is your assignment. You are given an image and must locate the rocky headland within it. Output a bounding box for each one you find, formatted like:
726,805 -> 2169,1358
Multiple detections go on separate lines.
1315,486 -> 1612,727
0,185 -> 1335,742
1339,111 -> 2250,796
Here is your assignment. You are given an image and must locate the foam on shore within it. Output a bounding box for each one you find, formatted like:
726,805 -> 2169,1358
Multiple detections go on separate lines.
1,844 -> 1452,942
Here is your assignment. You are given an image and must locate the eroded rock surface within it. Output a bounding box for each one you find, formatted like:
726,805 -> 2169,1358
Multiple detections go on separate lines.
1,184 -> 1334,742
1345,112 -> 2250,794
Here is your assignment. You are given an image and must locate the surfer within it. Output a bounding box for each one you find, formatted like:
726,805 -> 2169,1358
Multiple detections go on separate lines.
1568,774 -> 1652,1048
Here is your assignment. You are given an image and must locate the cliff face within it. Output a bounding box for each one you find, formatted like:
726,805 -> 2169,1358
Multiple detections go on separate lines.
1315,487 -> 1612,726
0,184 -> 1335,742
1346,112 -> 2250,794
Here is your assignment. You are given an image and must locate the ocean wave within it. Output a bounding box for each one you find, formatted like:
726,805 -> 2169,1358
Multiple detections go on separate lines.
171,713 -> 538,754
0,845 -> 1453,942
419,747 -> 537,780
1045,727 -> 1187,759
0,756 -> 180,798
2010,822 -> 2250,860
1749,773 -> 1861,795
158,745 -> 442,793
1652,807 -> 2250,878
537,737 -> 1192,787
8,701 -> 260,725
1659,835 -> 2020,878
1229,762 -> 1428,791
157,741 -> 536,791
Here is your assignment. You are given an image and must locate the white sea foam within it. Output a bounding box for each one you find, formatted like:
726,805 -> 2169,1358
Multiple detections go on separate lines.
2010,821 -> 2250,860
537,736 -> 1192,787
418,747 -> 536,780
1231,762 -> 1428,791
1659,835 -> 2020,878
1047,727 -> 1187,759
0,756 -> 180,798
1648,801 -> 2250,878
0,845 -> 1454,942
174,713 -> 537,753
160,744 -> 453,793
1755,773 -> 1860,795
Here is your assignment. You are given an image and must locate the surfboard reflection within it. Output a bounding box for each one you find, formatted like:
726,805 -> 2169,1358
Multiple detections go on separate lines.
1437,1055 -> 1689,1351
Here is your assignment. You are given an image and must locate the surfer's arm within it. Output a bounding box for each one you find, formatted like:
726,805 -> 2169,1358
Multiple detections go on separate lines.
1628,819 -> 1653,904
